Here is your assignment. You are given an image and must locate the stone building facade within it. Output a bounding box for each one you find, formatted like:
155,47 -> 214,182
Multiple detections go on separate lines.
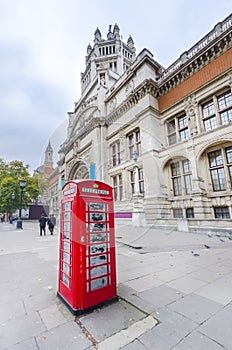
58,15 -> 232,232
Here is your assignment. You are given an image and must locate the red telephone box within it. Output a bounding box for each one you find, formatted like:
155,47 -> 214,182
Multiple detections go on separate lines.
57,180 -> 117,315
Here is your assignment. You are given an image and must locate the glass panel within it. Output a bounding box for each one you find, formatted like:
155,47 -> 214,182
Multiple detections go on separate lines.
128,134 -> 134,145
211,168 -> 226,191
186,208 -> 194,218
202,100 -> 215,117
171,162 -> 180,176
89,203 -> 105,211
226,147 -> 232,164
184,174 -> 192,194
218,91 -> 232,110
182,159 -> 191,173
135,130 -> 140,142
173,177 -> 182,196
220,109 -> 232,125
168,134 -> 177,145
178,115 -> 187,129
173,208 -> 183,218
208,150 -> 223,167
64,202 -> 71,211
204,116 -> 217,131
179,128 -> 189,141
214,207 -> 230,219
167,120 -> 176,133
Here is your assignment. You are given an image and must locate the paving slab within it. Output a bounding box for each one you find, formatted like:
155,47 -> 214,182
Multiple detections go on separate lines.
171,330 -> 226,350
198,304 -> 232,349
168,293 -> 222,324
0,311 -> 46,349
138,307 -> 197,350
136,284 -> 185,310
35,321 -> 93,350
79,299 -> 146,342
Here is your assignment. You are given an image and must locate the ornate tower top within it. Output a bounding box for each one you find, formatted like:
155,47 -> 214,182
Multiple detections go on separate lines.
81,23 -> 137,93
44,140 -> 53,166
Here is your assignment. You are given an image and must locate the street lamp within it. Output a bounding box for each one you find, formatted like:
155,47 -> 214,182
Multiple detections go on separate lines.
16,179 -> 26,229
10,193 -> 15,224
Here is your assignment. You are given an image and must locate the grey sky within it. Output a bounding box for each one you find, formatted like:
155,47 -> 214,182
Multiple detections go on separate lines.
0,0 -> 231,173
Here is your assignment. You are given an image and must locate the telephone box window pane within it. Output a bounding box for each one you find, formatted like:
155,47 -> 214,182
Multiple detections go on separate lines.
62,263 -> 70,275
91,265 -> 107,278
64,202 -> 71,211
90,202 -> 105,211
90,233 -> 106,243
64,212 -> 71,221
91,244 -> 106,255
63,222 -> 71,231
91,277 -> 108,291
64,231 -> 70,239
90,254 -> 107,266
90,213 -> 105,221
62,274 -> 70,288
63,252 -> 71,264
63,241 -> 70,252
90,223 -> 105,232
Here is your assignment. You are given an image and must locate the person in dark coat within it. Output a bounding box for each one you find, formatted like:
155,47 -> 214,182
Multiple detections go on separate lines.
47,214 -> 56,235
39,213 -> 47,236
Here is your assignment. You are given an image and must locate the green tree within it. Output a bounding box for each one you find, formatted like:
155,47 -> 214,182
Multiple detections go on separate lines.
0,160 -> 40,215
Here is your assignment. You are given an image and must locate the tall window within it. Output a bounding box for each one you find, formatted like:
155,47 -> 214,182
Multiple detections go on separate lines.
112,174 -> 123,201
130,168 -> 144,194
201,90 -> 232,131
111,141 -> 121,166
128,129 -> 141,159
170,159 -> 192,196
167,113 -> 189,145
208,146 -> 232,191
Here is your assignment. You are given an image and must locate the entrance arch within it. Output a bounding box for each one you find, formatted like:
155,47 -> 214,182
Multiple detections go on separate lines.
68,161 -> 89,180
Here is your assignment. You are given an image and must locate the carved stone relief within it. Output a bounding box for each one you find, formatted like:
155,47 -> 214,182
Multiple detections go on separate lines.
184,95 -> 198,137
125,80 -> 134,96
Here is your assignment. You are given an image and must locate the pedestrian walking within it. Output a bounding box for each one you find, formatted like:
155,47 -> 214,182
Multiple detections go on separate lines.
47,214 -> 56,235
39,213 -> 47,236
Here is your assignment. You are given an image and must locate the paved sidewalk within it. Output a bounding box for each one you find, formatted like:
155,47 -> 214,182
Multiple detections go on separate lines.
0,221 -> 232,349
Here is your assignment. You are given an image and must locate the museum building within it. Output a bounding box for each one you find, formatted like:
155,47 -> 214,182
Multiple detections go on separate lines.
58,15 -> 232,232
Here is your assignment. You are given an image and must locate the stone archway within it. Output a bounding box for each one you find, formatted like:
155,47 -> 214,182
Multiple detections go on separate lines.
68,160 -> 89,180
